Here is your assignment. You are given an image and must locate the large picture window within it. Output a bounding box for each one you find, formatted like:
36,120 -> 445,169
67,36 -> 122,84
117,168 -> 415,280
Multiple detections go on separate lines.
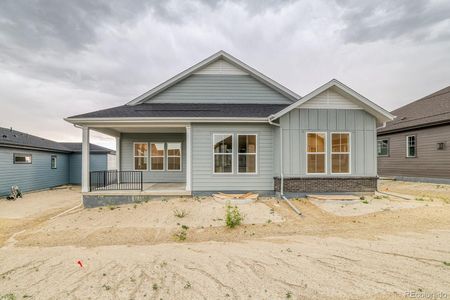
213,134 -> 233,174
307,133 -> 326,174
377,139 -> 389,156
13,153 -> 32,164
331,133 -> 350,174
238,134 -> 257,174
167,142 -> 182,171
150,143 -> 165,171
406,135 -> 416,157
134,143 -> 148,170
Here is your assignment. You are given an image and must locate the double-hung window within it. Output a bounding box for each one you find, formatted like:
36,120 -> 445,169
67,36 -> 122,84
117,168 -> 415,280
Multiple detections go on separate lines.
377,139 -> 389,156
307,133 -> 326,174
134,143 -> 148,170
238,134 -> 257,174
167,143 -> 181,171
331,133 -> 350,174
406,135 -> 416,157
150,143 -> 165,171
213,134 -> 233,174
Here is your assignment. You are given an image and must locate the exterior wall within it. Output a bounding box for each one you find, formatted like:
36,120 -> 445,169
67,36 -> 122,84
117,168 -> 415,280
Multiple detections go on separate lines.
146,74 -> 292,104
69,153 -> 109,184
120,133 -> 186,183
378,125 -> 450,179
191,123 -> 274,192
277,109 -> 377,177
274,177 -> 377,194
0,147 -> 69,196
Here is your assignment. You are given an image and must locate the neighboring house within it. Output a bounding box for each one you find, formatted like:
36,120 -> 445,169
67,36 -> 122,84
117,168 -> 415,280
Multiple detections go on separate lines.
0,127 -> 115,196
377,86 -> 450,183
65,51 -> 393,206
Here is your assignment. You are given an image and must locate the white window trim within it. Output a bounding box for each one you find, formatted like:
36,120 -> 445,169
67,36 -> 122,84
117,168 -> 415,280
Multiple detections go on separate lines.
330,132 -> 351,175
13,153 -> 32,164
306,132 -> 327,175
51,155 -> 57,169
167,142 -> 182,172
150,142 -> 165,171
377,139 -> 389,157
406,135 -> 416,158
212,133 -> 234,174
133,142 -> 148,171
237,134 -> 258,175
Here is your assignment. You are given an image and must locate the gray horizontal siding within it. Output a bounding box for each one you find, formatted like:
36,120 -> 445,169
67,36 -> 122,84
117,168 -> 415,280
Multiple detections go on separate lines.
120,133 -> 186,183
69,153 -> 108,184
0,147 -> 69,196
378,125 -> 450,179
192,123 -> 274,191
277,109 -> 377,177
147,74 -> 292,104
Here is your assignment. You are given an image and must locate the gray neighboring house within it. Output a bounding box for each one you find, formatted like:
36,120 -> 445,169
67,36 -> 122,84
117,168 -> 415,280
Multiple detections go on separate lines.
377,85 -> 450,183
65,51 -> 393,206
0,127 -> 115,196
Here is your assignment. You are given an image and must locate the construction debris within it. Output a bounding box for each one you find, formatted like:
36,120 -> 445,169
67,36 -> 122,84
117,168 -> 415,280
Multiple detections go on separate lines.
306,194 -> 360,201
6,186 -> 22,200
213,192 -> 258,204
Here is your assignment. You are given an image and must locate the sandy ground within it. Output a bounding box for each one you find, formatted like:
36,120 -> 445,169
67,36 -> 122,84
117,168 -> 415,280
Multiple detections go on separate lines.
379,180 -> 450,203
1,182 -> 450,299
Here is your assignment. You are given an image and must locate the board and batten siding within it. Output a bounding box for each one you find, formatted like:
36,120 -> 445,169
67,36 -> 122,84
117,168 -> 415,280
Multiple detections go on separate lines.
191,123 -> 274,191
69,153 -> 109,184
146,74 -> 292,104
378,125 -> 450,179
276,109 -> 377,177
120,133 -> 186,183
0,147 -> 69,196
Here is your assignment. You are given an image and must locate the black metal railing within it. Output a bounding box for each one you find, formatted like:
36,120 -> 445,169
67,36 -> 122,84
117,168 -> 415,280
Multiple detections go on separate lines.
89,170 -> 143,191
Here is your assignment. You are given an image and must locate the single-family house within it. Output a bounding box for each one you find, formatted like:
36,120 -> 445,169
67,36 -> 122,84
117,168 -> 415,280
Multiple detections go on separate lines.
377,85 -> 450,183
65,51 -> 393,206
0,127 -> 115,196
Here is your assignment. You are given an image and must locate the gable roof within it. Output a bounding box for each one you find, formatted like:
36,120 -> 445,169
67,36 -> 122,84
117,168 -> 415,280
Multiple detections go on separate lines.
67,103 -> 288,120
269,79 -> 395,123
0,127 -> 115,154
126,50 -> 300,105
378,85 -> 450,134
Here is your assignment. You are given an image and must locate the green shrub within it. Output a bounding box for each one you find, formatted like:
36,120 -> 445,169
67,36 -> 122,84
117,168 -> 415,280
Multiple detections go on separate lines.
225,205 -> 244,228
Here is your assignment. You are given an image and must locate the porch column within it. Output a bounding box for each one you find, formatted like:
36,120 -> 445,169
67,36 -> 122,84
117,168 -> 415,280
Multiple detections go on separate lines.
186,125 -> 192,192
115,136 -> 120,171
81,126 -> 90,192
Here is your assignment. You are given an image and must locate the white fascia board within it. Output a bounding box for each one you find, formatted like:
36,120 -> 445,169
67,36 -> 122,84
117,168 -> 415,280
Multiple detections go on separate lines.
126,50 -> 300,106
64,117 -> 268,126
269,79 -> 395,123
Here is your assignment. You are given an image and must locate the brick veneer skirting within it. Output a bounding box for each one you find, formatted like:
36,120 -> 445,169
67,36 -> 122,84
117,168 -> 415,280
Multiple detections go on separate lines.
274,177 -> 377,193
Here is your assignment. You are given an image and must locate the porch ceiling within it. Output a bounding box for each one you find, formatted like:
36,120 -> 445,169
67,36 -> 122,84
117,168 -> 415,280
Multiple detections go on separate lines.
90,124 -> 187,137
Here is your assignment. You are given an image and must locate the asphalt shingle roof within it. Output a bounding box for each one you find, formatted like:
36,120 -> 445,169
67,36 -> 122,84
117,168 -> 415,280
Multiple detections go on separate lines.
0,127 -> 115,154
68,103 -> 289,119
378,85 -> 450,134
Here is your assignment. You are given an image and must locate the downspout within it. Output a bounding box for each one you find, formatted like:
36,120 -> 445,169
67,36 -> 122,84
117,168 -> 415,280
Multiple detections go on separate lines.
268,116 -> 302,215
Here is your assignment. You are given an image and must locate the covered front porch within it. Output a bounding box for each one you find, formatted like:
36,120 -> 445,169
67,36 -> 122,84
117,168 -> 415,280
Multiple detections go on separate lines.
79,122 -> 192,198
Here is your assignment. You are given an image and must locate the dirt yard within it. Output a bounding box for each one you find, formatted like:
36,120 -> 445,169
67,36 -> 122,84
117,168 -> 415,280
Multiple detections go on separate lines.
1,181 -> 450,299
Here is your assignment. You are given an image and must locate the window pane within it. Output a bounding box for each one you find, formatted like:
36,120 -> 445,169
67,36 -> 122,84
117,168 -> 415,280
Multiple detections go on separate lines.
307,154 -> 325,173
151,143 -> 164,156
214,135 -> 233,153
14,154 -> 32,164
134,143 -> 148,156
168,157 -> 181,170
214,154 -> 232,173
51,156 -> 57,169
332,154 -> 349,173
239,154 -> 256,173
307,133 -> 325,152
134,157 -> 147,170
238,135 -> 256,153
151,157 -> 164,170
332,133 -> 349,152
167,143 -> 181,156
377,140 -> 388,156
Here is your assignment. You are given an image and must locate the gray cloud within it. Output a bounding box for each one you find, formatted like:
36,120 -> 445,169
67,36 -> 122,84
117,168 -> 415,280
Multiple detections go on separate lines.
337,0 -> 450,43
0,0 -> 449,149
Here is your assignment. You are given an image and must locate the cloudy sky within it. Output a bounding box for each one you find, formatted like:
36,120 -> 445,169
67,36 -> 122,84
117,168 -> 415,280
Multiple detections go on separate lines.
1,0 -> 449,149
